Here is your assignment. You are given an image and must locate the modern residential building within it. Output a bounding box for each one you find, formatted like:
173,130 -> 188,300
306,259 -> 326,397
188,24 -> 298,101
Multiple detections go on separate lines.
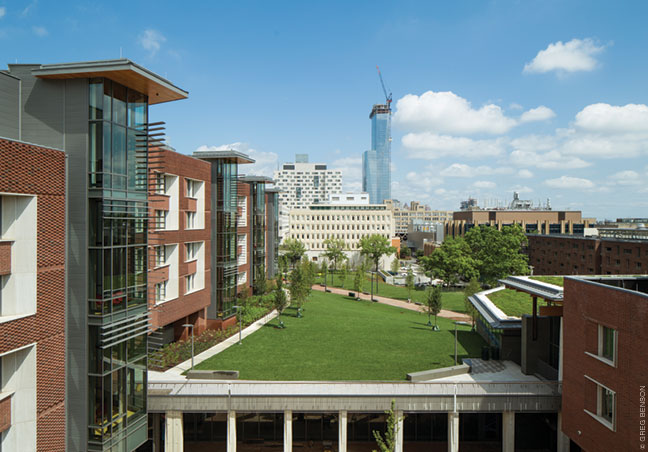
148,146 -> 211,343
287,203 -> 395,265
562,276 -> 648,451
527,229 -> 648,275
362,103 -> 391,204
272,156 -> 342,209
0,137 -> 66,451
0,58 -> 188,452
384,199 -> 453,236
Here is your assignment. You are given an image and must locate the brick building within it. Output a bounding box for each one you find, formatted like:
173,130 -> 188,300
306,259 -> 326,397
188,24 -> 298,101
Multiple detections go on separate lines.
149,147 -> 211,342
562,276 -> 648,451
528,232 -> 648,276
0,137 -> 66,451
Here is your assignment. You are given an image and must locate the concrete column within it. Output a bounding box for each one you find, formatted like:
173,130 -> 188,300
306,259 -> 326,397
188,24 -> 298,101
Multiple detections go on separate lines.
227,410 -> 237,452
284,410 -> 293,452
502,411 -> 515,452
165,410 -> 183,452
557,412 -> 570,452
338,410 -> 347,452
152,413 -> 161,452
394,410 -> 404,452
448,412 -> 459,452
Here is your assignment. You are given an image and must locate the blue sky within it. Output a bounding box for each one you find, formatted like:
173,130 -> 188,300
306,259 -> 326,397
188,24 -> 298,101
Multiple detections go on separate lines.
2,0 -> 647,219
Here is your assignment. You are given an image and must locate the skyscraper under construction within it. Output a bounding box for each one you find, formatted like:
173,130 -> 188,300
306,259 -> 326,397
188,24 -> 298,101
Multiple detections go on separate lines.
362,103 -> 392,204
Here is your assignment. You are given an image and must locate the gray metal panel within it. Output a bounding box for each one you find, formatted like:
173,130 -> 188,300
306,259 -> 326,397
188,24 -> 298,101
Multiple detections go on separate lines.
63,78 -> 89,452
0,72 -> 20,140
9,64 -> 65,149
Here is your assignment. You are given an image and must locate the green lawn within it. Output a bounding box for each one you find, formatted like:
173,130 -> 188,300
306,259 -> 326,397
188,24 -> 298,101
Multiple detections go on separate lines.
315,273 -> 468,313
195,290 -> 486,380
529,276 -> 564,287
487,289 -> 548,318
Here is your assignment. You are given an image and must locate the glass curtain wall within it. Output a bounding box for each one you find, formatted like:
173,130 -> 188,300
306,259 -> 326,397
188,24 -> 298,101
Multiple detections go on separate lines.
362,107 -> 391,204
88,78 -> 149,451
216,161 -> 238,317
252,182 -> 266,294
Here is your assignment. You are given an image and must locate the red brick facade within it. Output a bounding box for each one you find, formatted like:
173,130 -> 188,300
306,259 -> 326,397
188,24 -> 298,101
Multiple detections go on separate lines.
149,148 -> 212,340
0,138 -> 66,451
562,277 -> 648,452
528,234 -> 648,276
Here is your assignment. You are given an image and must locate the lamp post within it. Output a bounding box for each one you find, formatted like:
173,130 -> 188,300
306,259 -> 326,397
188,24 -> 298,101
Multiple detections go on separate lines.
454,321 -> 470,365
232,305 -> 242,345
182,323 -> 195,370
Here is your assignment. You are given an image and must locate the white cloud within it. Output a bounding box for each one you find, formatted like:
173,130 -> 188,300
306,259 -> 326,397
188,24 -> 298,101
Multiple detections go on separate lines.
402,133 -> 506,160
509,102 -> 523,111
472,180 -> 496,189
510,149 -> 590,169
332,156 -> 362,193
517,169 -> 534,179
393,91 -> 517,135
524,38 -> 606,74
544,176 -> 594,189
32,26 -> 47,37
194,142 -> 278,178
440,163 -> 513,178
520,106 -> 556,123
607,170 -> 641,186
561,134 -> 648,158
510,185 -> 533,194
0,7 -> 6,19
574,103 -> 648,134
405,171 -> 443,190
138,29 -> 166,56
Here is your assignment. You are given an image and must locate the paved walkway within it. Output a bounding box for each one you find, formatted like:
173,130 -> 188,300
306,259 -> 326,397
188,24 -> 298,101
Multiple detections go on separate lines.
149,309 -> 280,381
312,284 -> 472,322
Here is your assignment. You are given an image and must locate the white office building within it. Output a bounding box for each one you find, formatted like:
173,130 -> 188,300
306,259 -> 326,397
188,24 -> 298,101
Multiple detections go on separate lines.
273,156 -> 343,209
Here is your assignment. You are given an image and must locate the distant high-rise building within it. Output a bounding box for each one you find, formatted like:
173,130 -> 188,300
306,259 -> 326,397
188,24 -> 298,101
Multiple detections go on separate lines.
362,104 -> 391,204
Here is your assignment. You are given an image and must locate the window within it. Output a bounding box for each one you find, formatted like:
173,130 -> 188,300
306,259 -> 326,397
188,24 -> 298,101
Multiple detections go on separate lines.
186,179 -> 200,198
154,245 -> 166,267
155,281 -> 167,303
154,173 -> 166,194
186,211 -> 196,229
185,273 -> 196,293
155,210 -> 167,230
600,385 -> 615,425
185,242 -> 199,261
599,325 -> 616,363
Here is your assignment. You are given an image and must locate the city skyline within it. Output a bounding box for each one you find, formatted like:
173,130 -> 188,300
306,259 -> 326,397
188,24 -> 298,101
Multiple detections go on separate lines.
1,1 -> 648,219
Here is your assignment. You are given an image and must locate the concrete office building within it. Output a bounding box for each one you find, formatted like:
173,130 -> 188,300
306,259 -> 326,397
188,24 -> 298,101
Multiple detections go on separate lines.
527,229 -> 648,276
362,104 -> 391,204
384,200 -> 452,237
273,156 -> 342,209
0,59 -> 188,451
148,147 -> 211,343
0,138 -> 66,451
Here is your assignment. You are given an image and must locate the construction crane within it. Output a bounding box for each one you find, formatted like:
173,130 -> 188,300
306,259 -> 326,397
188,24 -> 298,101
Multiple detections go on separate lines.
376,65 -> 392,109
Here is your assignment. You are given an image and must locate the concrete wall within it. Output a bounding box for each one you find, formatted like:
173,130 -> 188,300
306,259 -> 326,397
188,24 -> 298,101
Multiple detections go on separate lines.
0,72 -> 20,140
521,316 -> 557,380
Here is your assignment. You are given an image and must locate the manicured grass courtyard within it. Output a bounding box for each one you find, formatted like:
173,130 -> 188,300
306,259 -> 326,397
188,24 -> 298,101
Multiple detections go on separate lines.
487,288 -> 548,318
315,273 -> 468,313
195,290 -> 486,380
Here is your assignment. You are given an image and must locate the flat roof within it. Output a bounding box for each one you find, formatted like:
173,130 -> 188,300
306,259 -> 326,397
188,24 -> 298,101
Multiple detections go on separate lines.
239,175 -> 275,184
192,149 -> 255,165
499,276 -> 563,302
32,59 -> 188,105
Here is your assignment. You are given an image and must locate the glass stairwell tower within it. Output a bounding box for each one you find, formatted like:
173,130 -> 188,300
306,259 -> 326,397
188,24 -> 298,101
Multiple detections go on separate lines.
362,104 -> 391,204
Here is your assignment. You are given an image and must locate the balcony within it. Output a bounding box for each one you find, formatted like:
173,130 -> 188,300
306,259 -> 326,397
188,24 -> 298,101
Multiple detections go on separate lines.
0,241 -> 11,276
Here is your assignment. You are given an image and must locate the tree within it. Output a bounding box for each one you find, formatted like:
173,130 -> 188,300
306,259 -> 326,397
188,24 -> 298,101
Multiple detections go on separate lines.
322,238 -> 347,279
464,224 -> 529,286
254,265 -> 267,295
463,278 -> 481,330
288,264 -> 306,317
420,238 -> 478,286
425,285 -> 443,330
278,254 -> 289,279
360,235 -> 397,273
341,261 -> 349,288
273,277 -> 288,328
405,268 -> 415,302
352,266 -> 364,299
372,400 -> 402,452
390,253 -> 400,275
280,238 -> 307,269
400,247 -> 412,259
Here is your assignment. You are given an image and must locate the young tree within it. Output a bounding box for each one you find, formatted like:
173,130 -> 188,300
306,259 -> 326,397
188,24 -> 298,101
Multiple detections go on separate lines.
254,265 -> 267,295
322,238 -> 347,282
360,234 -> 397,299
372,400 -> 402,452
280,238 -> 307,269
353,266 -> 364,299
405,268 -> 415,302
425,285 -> 443,330
463,278 -> 481,330
341,261 -> 349,288
278,254 -> 289,279
390,253 -> 400,275
288,264 -> 305,317
273,277 -> 288,328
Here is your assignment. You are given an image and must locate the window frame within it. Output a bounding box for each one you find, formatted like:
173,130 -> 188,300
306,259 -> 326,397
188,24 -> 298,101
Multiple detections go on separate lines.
584,375 -> 616,431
